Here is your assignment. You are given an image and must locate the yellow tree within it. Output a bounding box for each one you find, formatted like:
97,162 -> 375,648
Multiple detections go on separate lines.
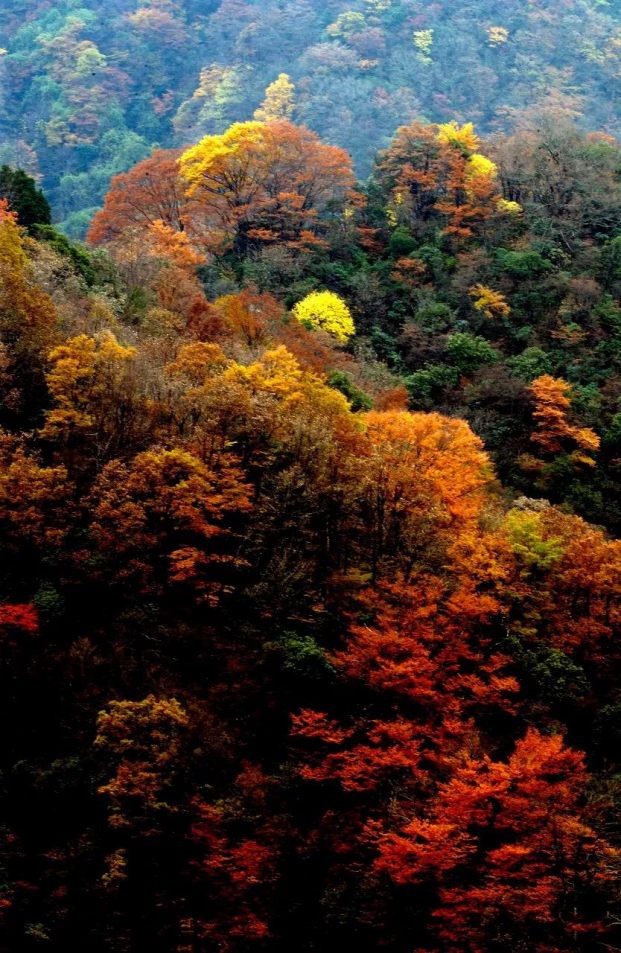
292,291 -> 355,344
88,446 -> 252,599
0,428 -> 71,588
0,212 -> 57,415
254,74 -> 295,122
96,695 -> 189,830
40,331 -> 149,465
469,284 -> 510,319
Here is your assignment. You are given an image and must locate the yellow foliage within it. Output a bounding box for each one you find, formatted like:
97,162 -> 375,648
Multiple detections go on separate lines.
466,153 -> 498,181
488,26 -> 510,47
292,291 -> 355,344
413,29 -> 434,60
254,73 -> 295,123
0,216 -> 26,270
96,695 -> 189,827
470,285 -> 511,320
179,121 -> 266,196
0,430 -> 70,550
224,345 -> 304,400
41,331 -> 137,442
437,121 -> 480,155
166,342 -> 227,385
327,12 -> 367,39
496,198 -> 524,216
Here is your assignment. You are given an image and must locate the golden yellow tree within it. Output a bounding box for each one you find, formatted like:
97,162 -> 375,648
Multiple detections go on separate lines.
254,74 -> 295,122
469,284 -> 511,319
529,375 -> 600,468
292,291 -> 355,344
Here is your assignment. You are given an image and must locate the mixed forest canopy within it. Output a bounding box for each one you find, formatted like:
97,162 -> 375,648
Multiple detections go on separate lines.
3,0 -> 621,236
4,1 -> 621,952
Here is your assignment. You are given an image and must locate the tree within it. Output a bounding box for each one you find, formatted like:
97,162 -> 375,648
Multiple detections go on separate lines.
292,290 -> 355,343
0,167 -> 51,228
0,212 -> 58,419
88,446 -> 252,598
40,331 -> 148,466
96,695 -> 189,831
469,284 -> 511,320
375,730 -> 613,952
376,120 -> 503,242
529,375 -> 600,467
87,149 -> 188,245
492,119 -> 621,248
0,429 -> 70,588
179,120 -> 355,255
360,410 -> 492,580
254,73 -> 295,122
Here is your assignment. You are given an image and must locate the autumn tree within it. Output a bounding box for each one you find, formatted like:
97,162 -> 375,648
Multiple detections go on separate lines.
254,73 -> 295,122
40,331 -> 147,465
87,149 -> 188,245
0,213 -> 58,420
179,120 -> 356,255
96,695 -> 190,831
376,120 -> 504,242
375,730 -> 613,952
87,446 -> 252,599
527,374 -> 600,469
292,290 -> 355,344
360,410 -> 492,580
0,428 -> 70,588
492,117 -> 621,248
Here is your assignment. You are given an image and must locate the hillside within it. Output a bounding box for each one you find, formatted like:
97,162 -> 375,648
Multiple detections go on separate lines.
3,2 -> 621,951
0,113 -> 620,950
2,0 -> 621,234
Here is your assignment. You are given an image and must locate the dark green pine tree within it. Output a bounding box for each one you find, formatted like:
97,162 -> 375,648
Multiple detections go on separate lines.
0,166 -> 51,227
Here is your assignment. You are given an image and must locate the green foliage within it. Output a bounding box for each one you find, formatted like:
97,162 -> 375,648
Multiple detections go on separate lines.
508,347 -> 553,382
371,326 -> 402,368
31,224 -> 97,285
445,333 -> 499,374
496,248 -> 552,278
0,166 -> 51,227
388,227 -> 418,257
267,631 -> 334,679
507,635 -> 589,705
415,300 -> 455,332
505,511 -> 564,574
406,364 -> 460,408
328,371 -> 373,412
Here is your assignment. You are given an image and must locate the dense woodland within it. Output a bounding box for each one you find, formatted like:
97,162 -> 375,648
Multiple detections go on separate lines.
3,2 -> 621,952
4,0 -> 621,236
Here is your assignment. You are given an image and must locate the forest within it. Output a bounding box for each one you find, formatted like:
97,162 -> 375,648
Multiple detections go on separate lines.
4,0 -> 621,237
3,1 -> 621,952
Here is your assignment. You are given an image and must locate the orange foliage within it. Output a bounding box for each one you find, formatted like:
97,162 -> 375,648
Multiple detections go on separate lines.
376,730 -> 613,951
361,410 -> 492,579
378,120 -> 501,242
88,149 -> 188,245
179,120 -> 356,255
529,374 -> 600,466
88,447 -> 252,599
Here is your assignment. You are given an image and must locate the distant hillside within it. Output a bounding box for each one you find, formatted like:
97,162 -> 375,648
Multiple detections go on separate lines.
1,0 -> 621,235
